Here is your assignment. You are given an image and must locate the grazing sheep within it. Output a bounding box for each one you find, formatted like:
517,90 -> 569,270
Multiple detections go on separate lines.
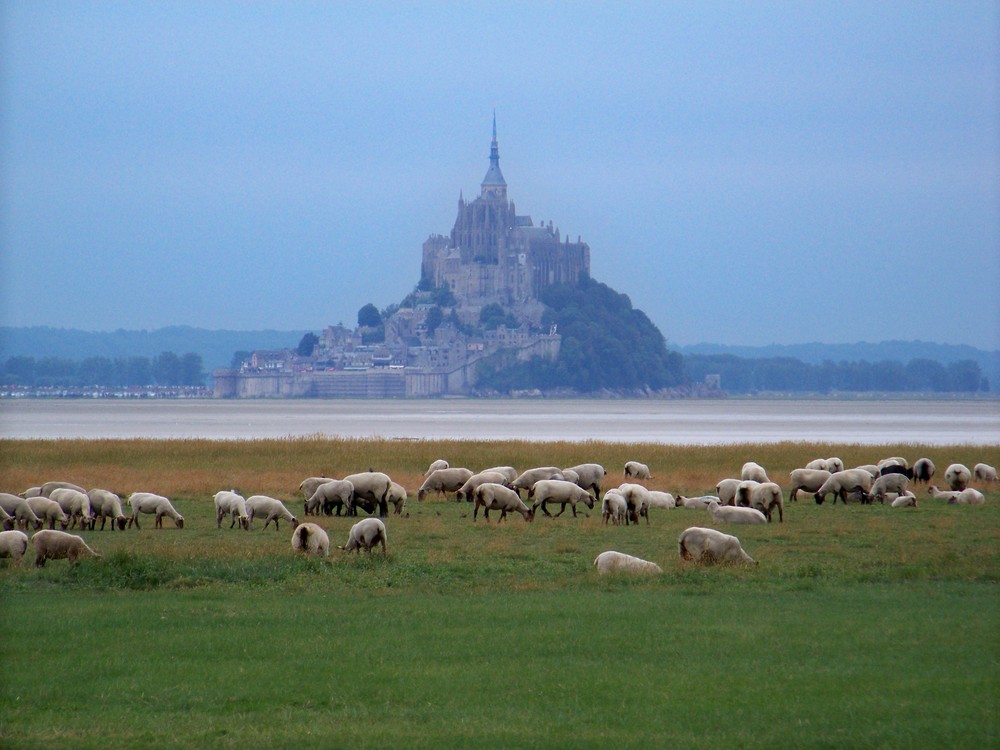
0,530 -> 30,564
878,457 -> 909,471
560,469 -> 580,485
299,477 -> 335,514
26,498 -> 69,530
32,529 -> 100,567
788,469 -> 832,503
87,489 -> 128,531
529,479 -> 595,518
480,466 -> 518,484
387,482 -> 408,515
814,469 -> 874,505
707,499 -> 767,525
678,527 -> 756,565
623,461 -> 652,479
39,481 -> 87,498
927,485 -> 962,503
601,490 -> 628,525
417,467 -> 474,502
291,523 -> 330,557
890,492 -> 918,508
563,463 -> 607,497
49,488 -> 94,529
593,550 -> 662,575
511,467 -> 565,496
617,483 -> 652,524
944,464 -> 972,492
339,518 -> 388,553
734,480 -> 761,508
974,463 -> 998,482
676,495 -> 719,510
454,471 -> 510,503
127,492 -> 185,529
912,458 -> 936,483
213,490 -> 250,530
0,493 -> 43,531
951,488 -> 986,506
740,462 -> 770,483
19,487 -> 43,499
716,478 -> 742,506
343,472 -> 394,517
870,474 -> 910,504
245,495 -> 298,531
854,464 -> 882,479
749,482 -> 784,522
804,458 -> 828,471
305,479 -> 354,517
472,483 -> 534,523
0,505 -> 14,531
425,459 -> 449,476
880,464 -> 915,480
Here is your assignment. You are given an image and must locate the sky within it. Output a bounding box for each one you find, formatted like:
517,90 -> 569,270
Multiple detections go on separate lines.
1,1 -> 997,348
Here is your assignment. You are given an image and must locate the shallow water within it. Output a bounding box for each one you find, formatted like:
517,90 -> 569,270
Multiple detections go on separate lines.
1,398 -> 997,445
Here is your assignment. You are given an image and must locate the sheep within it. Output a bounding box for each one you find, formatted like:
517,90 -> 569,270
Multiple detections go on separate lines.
387,482 -> 408,515
214,490 -> 250,530
0,530 -> 30,564
425,459 -> 449,476
291,522 -> 330,557
49,488 -> 95,529
927,485 -> 962,503
623,461 -> 651,479
733,480 -> 760,508
740,462 -> 769,483
593,550 -> 662,575
454,471 -> 510,503
878,457 -> 910,471
716,478 -> 741,506
854,464 -> 882,479
563,463 -> 607,497
813,469 -> 874,505
472,483 -> 534,523
826,458 -> 845,473
38,480 -> 86,497
26,497 -> 69,530
245,495 -> 298,531
560,469 -> 580,485
912,458 -> 936,483
974,463 -> 998,482
339,518 -> 388,553
601,490 -> 627,525
749,482 -> 784,522
944,464 -> 972,491
870,474 -> 910,504
706,499 -> 767,525
646,491 -> 677,511
678,527 -> 756,565
880,464 -> 914,480
617,483 -> 652,524
127,492 -> 185,529
804,458 -> 828,471
676,495 -> 719,510
0,493 -> 43,531
299,476 -> 335,514
529,479 -> 595,518
0,505 -> 14,531
788,469 -> 832,503
305,479 -> 354,517
416,467 -> 472,502
951,488 -> 986,506
19,487 -> 43,498
480,465 -> 518,484
890,492 -> 918,508
343,471 -> 393,516
32,529 -> 100,567
511,467 -> 565,496
87,489 -> 128,531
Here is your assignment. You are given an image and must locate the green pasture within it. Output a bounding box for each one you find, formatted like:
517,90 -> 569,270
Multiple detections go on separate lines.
0,439 -> 998,748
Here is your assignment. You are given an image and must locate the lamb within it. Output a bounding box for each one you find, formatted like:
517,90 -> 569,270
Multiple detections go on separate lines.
749,482 -> 784,522
912,458 -> 936,483
245,495 -> 298,531
0,493 -> 43,531
0,530 -> 30,564
927,485 -> 962,503
741,462 -> 769,483
974,463 -> 998,482
870,474 -> 910,504
425,459 -> 449,476
0,505 -> 14,531
49,488 -> 94,529
291,522 -> 330,557
87,489 -> 128,531
339,518 -> 388,553
299,476 -> 335,514
813,469 -> 874,505
563,463 -> 606,497
716,478 -> 741,506
678,526 -> 756,565
26,497 -> 69,530
343,471 -> 393,516
305,479 -> 354,516
890,492 -> 918,508
127,492 -> 185,529
617,483 -> 652,524
788,469 -> 832,503
593,550 -> 662,575
454,471 -> 510,503
480,466 -> 518,484
387,482 -> 408,515
623,461 -> 652,479
417,467 -> 473,502
601,490 -> 627,525
529,479 -> 595,518
511,467 -> 565,496
32,529 -> 100,567
214,490 -> 250,530
951,488 -> 986,505
676,495 -> 719,510
944,464 -> 972,491
707,499 -> 767,525
472,483 -> 534,523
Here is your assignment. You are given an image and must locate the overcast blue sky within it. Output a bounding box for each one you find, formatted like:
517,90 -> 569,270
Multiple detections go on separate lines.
2,1 -> 997,348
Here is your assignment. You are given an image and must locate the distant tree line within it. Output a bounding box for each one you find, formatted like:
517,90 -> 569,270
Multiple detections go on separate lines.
683,354 -> 990,393
1,352 -> 205,388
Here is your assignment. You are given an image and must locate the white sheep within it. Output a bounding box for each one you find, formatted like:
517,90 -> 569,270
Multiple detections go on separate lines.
740,462 -> 769,483
623,461 -> 652,479
927,485 -> 962,502
0,493 -> 42,531
560,468 -> 580,485
214,490 -> 250,530
387,482 -> 408,515
127,492 -> 185,529
890,492 -> 918,508
563,463 -> 607,497
343,471 -> 394,516
813,469 -> 874,505
0,505 -> 14,531
678,526 -> 756,565
804,458 -> 828,471
601,490 -> 627,525
646,491 -> 677,511
480,466 -> 518,484
305,479 -> 354,516
951,488 -> 986,505
912,458 -> 936,483
425,459 -> 449,476
529,479 -> 595,518
870,474 -> 910,504
511,467 -> 565,496
291,522 -> 330,557
39,480 -> 86,497
716,478 -> 741,506
49,488 -> 95,529
733,480 -> 761,508
87,489 -> 128,531
749,482 -> 784,522
617,483 -> 652,524
676,495 -> 719,510
854,464 -> 882,479
0,530 -> 30,564
32,529 -> 100,567
788,469 -> 832,503
593,550 -> 662,575
973,463 -> 998,482
339,518 -> 388,553
418,467 -> 473,502
825,457 -> 845,473
944,464 -> 972,491
454,471 -> 510,503
245,495 -> 298,531
299,476 -> 335,514
26,497 -> 69,530
706,499 -> 767,525
472,483 -> 534,523
878,456 -> 910,471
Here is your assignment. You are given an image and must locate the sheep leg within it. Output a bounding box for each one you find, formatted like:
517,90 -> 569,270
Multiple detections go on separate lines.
539,500 -> 553,518
555,503 -> 568,518
498,510 -> 507,523
379,499 -> 389,518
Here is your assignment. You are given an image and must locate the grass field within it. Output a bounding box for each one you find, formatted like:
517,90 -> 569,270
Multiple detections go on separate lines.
1,438 -> 998,749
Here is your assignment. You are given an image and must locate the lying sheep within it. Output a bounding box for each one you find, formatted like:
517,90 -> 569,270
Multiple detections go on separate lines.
870,474 -> 910,504
387,482 -> 408,515
601,490 -> 627,525
511,467 -> 565,496
343,472 -> 393,517
951,488 -> 986,505
0,505 -> 14,531
945,464 -> 972,491
741,461 -> 769,483
676,495 -> 719,510
716,478 -> 741,506
418,467 -> 473,502
480,465 -> 518,484
788,469 -> 832,503
214,490 -> 250,530
529,479 -> 595,518
305,479 -> 354,517
454,471 -> 510,503
707,499 -> 767,525
623,461 -> 651,480
26,497 -> 69,530
49,488 -> 94,529
593,550 -> 662,575
339,518 -> 388,553
617,483 -> 652,524
128,492 -> 184,529
0,493 -> 43,530
245,495 -> 298,531
927,485 -> 962,503
32,529 -> 100,567
425,459 -> 449,476
646,491 -> 677,511
299,476 -> 335,513
678,527 -> 756,565
814,469 -> 874,505
974,463 -> 998,482
890,492 -> 918,508
749,482 -> 784,522
291,522 -> 330,557
87,489 -> 129,531
0,530 -> 30,564
472,483 -> 534,523
912,458 -> 936,483
563,463 -> 606,497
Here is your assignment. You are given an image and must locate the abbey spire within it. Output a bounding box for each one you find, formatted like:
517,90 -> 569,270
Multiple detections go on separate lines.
480,112 -> 507,200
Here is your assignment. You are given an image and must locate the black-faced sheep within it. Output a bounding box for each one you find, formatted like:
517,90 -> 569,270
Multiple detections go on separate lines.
214,490 -> 250,530
291,522 -> 330,557
305,479 -> 354,516
472,483 -> 534,523
870,474 -> 910,504
26,497 -> 69,530
343,472 -> 394,516
563,463 -> 606,497
245,495 -> 298,531
454,471 -> 510,503
87,489 -> 129,531
299,476 -> 335,514
678,526 -> 756,565
944,464 -> 972,491
974,463 -> 998,482
529,479 -> 595,518
0,529 -> 30,564
623,461 -> 652,479
748,482 -> 784,522
32,529 -> 100,567
593,550 -> 662,575
127,492 -> 185,529
788,469 -> 832,503
339,518 -> 388,553
49,488 -> 95,529
511,467 -> 565,496
0,493 -> 43,531
418,467 -> 474,502
813,469 -> 874,505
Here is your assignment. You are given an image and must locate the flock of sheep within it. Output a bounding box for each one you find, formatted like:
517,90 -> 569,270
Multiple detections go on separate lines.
0,455 -> 995,573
